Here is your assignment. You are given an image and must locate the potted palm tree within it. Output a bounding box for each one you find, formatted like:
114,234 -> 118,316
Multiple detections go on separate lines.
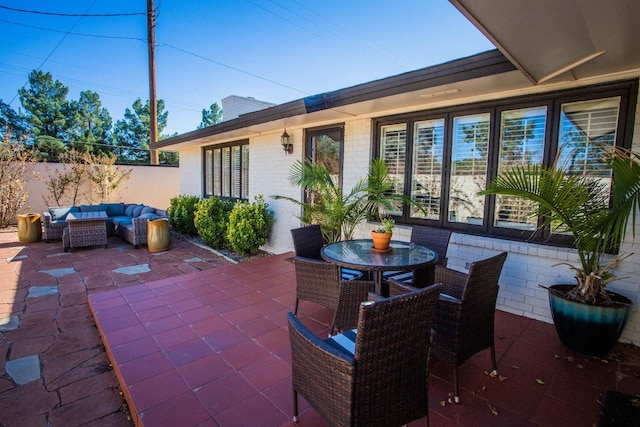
273,158 -> 426,248
272,159 -> 369,243
481,146 -> 640,356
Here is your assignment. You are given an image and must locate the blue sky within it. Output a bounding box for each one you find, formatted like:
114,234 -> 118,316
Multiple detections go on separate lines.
0,1 -> 494,135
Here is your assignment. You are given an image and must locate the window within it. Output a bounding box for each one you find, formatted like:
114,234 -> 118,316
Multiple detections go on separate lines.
449,113 -> 490,225
373,80 -> 637,245
494,106 -> 547,230
380,124 -> 407,215
305,126 -> 344,204
411,119 -> 444,220
203,140 -> 249,200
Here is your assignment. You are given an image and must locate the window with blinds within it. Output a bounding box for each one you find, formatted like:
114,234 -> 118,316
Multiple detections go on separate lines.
203,141 -> 249,200
411,119 -> 444,219
242,145 -> 250,199
448,113 -> 490,224
558,98 -> 619,178
495,106 -> 547,230
380,124 -> 407,215
372,80 -> 634,245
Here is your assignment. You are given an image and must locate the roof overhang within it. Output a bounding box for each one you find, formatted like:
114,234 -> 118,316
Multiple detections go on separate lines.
449,0 -> 640,84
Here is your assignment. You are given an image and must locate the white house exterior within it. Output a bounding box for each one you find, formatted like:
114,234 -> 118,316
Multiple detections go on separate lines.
157,1 -> 640,346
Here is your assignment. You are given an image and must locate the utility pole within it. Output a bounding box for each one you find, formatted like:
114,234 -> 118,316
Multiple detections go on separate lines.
147,0 -> 159,164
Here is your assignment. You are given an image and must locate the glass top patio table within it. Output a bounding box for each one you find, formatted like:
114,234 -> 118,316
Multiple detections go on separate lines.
321,239 -> 437,296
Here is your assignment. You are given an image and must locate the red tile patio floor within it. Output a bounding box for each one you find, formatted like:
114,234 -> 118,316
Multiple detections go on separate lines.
2,228 -> 640,426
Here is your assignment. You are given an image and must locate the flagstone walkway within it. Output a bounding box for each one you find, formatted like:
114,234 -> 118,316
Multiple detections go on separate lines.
0,230 -> 231,426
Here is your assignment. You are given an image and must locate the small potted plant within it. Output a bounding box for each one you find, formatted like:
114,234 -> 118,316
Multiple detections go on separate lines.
371,216 -> 394,251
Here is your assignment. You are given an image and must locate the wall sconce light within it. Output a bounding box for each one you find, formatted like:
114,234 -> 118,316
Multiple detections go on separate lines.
281,129 -> 293,154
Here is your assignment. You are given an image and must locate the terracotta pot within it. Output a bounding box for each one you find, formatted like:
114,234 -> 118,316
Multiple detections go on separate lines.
17,213 -> 42,243
371,231 -> 392,251
147,218 -> 170,252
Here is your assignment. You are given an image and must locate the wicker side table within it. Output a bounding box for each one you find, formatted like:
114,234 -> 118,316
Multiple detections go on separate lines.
64,211 -> 108,252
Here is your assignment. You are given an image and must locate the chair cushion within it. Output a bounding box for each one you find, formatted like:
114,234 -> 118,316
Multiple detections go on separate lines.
341,268 -> 364,281
50,221 -> 68,229
324,329 -> 357,356
100,203 -> 125,216
49,206 -> 79,221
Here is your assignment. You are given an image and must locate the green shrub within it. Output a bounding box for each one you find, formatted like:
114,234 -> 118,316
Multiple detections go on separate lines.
167,195 -> 201,235
227,195 -> 274,255
194,196 -> 234,248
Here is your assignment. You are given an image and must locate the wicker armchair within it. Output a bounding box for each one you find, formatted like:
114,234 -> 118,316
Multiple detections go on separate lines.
293,256 -> 374,334
385,225 -> 452,286
431,251 -> 508,403
288,283 -> 442,426
290,224 -> 364,281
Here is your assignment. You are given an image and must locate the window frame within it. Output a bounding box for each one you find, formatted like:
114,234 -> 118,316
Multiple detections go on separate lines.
372,79 -> 638,246
304,124 -> 345,197
202,139 -> 249,201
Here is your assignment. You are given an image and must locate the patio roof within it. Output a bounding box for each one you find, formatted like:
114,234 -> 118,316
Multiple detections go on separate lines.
450,0 -> 640,84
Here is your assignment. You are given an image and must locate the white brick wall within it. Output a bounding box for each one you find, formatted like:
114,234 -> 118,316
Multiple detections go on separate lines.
250,130 -> 303,254
180,82 -> 640,346
179,148 -> 202,196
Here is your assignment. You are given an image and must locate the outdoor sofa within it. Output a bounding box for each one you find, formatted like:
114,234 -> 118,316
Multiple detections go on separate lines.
43,202 -> 168,248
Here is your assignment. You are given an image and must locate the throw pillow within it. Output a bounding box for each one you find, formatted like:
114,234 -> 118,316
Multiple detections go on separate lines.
124,204 -> 136,217
141,206 -> 156,215
132,205 -> 145,218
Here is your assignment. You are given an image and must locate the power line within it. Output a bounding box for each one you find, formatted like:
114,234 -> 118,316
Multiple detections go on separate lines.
0,19 -> 145,41
5,1 -> 102,106
283,0 -> 411,68
159,43 -> 310,96
0,5 -> 144,17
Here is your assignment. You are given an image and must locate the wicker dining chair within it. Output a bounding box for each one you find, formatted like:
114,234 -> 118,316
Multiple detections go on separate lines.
290,224 -> 364,280
293,255 -> 374,335
288,283 -> 443,426
431,251 -> 508,403
384,225 -> 452,286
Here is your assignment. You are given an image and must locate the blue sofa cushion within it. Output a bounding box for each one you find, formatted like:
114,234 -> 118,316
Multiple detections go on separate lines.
138,213 -> 161,220
80,205 -> 103,213
112,216 -> 132,227
49,206 -> 79,221
100,203 -> 125,217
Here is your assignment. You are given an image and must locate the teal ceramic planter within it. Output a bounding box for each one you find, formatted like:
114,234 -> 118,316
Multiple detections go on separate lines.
548,284 -> 632,356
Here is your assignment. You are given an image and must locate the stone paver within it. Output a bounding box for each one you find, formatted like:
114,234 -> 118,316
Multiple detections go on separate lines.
27,286 -> 59,298
5,355 -> 40,385
0,229 -> 232,426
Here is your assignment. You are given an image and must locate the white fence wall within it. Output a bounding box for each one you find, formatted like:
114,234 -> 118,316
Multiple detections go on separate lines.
21,162 -> 180,215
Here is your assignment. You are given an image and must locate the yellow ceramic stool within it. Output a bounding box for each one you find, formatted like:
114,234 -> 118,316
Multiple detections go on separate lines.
147,218 -> 170,252
17,213 -> 42,243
